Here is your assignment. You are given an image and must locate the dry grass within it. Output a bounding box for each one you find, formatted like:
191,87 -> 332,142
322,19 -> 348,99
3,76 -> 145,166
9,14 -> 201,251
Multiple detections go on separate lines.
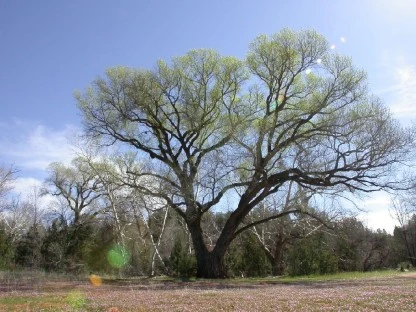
0,271 -> 415,311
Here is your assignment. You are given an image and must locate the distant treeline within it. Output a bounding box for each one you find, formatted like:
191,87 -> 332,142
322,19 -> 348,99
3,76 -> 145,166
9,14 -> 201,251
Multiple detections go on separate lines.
1,204 -> 415,277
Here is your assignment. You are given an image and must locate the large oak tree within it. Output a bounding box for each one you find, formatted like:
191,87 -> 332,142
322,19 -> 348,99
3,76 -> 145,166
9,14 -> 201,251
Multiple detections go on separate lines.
76,29 -> 414,278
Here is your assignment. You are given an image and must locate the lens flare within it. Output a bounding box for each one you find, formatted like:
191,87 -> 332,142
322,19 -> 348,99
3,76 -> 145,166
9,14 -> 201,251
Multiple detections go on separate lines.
66,290 -> 87,309
305,69 -> 312,75
107,245 -> 130,268
277,94 -> 285,104
316,59 -> 322,65
330,44 -> 336,49
89,274 -> 102,286
340,37 -> 346,43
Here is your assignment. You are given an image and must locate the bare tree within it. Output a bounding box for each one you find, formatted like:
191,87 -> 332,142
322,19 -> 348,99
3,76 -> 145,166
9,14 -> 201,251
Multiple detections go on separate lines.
0,164 -> 17,211
43,158 -> 103,225
131,193 -> 170,276
0,185 -> 45,245
76,155 -> 129,243
76,29 -> 414,278
2,198 -> 32,241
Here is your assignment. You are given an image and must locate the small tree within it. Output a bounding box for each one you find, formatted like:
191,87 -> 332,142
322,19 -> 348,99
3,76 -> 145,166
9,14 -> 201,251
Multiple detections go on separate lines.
170,236 -> 196,278
41,216 -> 68,272
237,232 -> 271,277
14,224 -> 44,269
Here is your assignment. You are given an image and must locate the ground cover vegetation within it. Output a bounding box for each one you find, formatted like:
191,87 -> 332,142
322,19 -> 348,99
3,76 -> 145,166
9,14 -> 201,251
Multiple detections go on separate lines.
0,271 -> 415,311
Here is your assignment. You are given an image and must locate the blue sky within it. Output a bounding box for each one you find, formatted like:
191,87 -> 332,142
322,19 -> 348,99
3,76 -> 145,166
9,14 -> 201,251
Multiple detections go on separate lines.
1,0 -> 415,231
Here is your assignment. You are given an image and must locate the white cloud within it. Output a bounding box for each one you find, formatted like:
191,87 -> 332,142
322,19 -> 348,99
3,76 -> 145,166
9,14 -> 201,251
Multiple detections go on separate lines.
12,177 -> 43,195
356,192 -> 399,233
10,176 -> 54,204
375,54 -> 416,120
0,121 -> 79,173
0,120 -> 81,210
360,209 -> 398,234
0,118 -> 81,213
389,62 -> 416,118
360,192 -> 391,206
5,176 -> 58,220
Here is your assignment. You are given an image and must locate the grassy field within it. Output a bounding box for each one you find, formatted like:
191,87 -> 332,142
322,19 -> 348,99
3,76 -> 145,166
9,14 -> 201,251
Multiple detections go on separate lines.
0,271 -> 415,311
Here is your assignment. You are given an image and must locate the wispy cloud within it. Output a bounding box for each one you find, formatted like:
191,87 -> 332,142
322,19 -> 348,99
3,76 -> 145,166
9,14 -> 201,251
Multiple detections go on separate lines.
376,54 -> 416,120
12,177 -> 43,194
389,61 -> 416,118
0,120 -> 79,174
0,120 -> 81,201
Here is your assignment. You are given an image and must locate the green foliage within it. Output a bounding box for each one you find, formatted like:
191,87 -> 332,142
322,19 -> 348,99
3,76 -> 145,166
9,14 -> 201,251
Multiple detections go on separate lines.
288,233 -> 338,276
82,221 -> 116,273
40,217 -> 96,274
169,237 -> 196,277
226,233 -> 271,277
0,223 -> 14,269
392,226 -> 411,265
398,261 -> 413,271
129,239 -> 154,276
14,225 -> 43,269
41,218 -> 70,272
0,28 -> 407,280
335,235 -> 360,272
240,234 -> 271,277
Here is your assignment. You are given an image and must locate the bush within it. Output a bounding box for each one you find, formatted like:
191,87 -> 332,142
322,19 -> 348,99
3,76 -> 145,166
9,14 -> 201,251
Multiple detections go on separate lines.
169,237 -> 196,277
0,224 -> 14,269
398,261 -> 413,272
226,233 -> 271,277
288,234 -> 338,276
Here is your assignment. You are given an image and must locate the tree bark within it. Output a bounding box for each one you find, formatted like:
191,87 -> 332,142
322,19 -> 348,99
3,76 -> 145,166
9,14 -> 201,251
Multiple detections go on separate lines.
271,242 -> 286,276
187,217 -> 228,278
261,239 -> 286,276
188,195 -> 255,278
196,249 -> 227,279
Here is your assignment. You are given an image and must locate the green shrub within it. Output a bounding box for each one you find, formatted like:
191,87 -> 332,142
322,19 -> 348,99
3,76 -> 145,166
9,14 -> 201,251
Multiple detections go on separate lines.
170,237 -> 196,277
288,234 -> 338,276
